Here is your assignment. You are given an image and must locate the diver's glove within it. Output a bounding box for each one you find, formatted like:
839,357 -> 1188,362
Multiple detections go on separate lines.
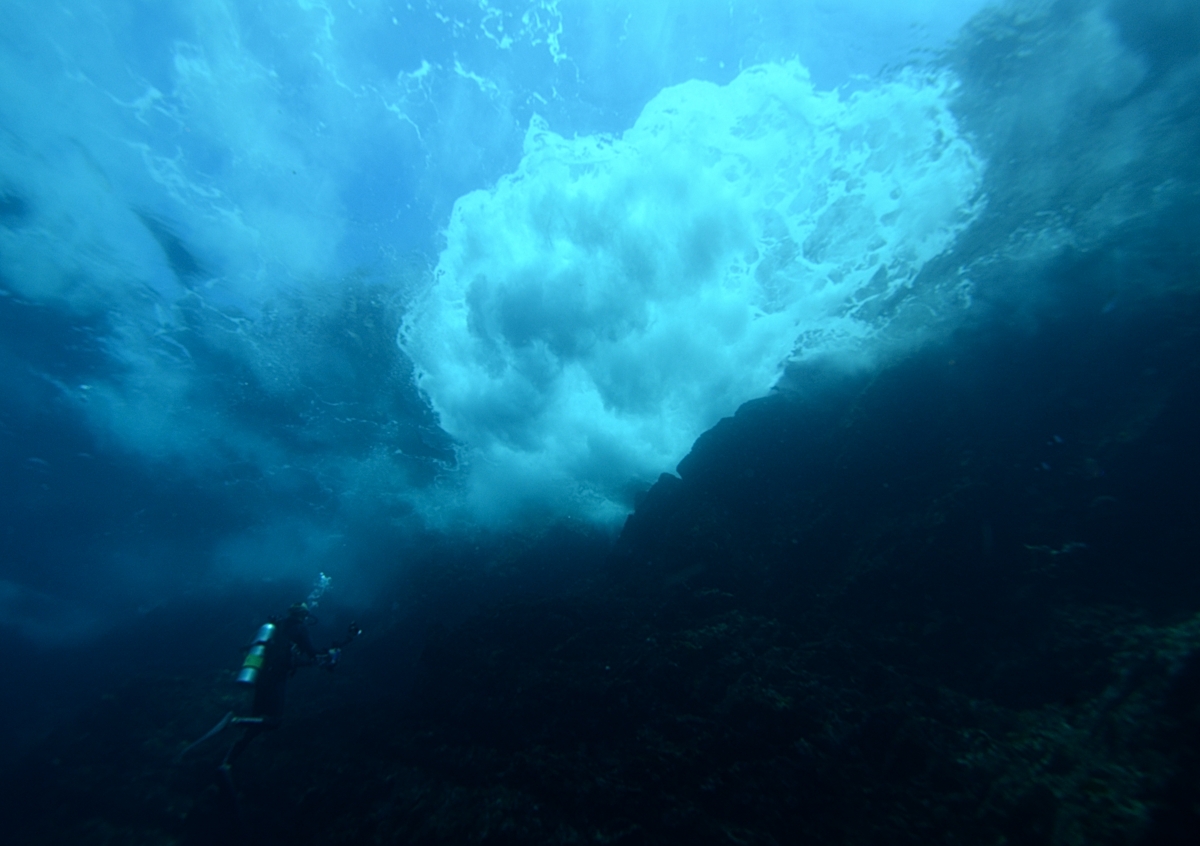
318,648 -> 341,670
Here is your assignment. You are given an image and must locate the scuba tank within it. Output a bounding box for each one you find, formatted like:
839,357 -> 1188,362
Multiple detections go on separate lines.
236,623 -> 276,685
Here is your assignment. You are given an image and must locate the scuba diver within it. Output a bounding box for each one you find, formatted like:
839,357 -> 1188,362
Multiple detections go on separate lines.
176,573 -> 361,792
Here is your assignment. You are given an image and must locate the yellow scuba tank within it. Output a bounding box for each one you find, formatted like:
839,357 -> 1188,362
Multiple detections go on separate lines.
236,623 -> 276,685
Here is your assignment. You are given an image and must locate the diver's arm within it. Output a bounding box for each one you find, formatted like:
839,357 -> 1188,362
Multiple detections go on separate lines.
316,622 -> 362,670
289,618 -> 319,660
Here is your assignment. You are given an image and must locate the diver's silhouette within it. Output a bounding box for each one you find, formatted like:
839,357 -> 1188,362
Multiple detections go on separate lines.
176,587 -> 360,799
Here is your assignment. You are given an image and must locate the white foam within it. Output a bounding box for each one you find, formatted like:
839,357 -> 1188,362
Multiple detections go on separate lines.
0,0 -> 994,612
402,61 -> 984,524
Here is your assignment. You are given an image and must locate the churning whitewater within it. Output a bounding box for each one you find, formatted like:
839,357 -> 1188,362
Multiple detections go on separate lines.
403,61 -> 983,522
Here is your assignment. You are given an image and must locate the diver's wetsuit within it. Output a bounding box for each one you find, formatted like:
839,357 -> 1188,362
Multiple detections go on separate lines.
224,612 -> 317,766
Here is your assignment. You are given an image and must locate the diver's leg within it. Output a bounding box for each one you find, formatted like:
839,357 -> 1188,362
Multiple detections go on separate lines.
222,722 -> 265,768
174,711 -> 235,763
220,714 -> 283,770
217,721 -> 265,812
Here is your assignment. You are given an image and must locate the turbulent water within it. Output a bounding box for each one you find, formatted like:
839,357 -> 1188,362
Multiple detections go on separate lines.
403,62 -> 985,524
2,0 -> 1199,765
2,1 -> 1200,841
1,0 -> 1002,635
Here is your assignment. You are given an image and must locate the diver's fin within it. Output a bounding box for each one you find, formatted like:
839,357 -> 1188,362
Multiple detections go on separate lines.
174,710 -> 235,763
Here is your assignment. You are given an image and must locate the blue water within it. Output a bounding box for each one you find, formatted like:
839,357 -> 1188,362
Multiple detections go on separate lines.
1,0 -> 1198,756
2,4 -> 1200,841
0,0 -> 988,635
